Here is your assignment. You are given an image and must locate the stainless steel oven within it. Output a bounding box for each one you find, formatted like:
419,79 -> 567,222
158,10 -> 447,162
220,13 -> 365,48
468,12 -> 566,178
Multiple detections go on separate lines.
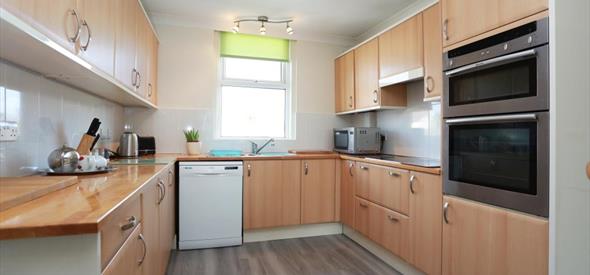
443,112 -> 548,217
443,17 -> 549,118
442,17 -> 549,217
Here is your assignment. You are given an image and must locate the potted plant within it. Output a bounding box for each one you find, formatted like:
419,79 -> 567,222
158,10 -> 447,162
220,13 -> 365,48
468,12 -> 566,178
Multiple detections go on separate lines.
183,127 -> 201,155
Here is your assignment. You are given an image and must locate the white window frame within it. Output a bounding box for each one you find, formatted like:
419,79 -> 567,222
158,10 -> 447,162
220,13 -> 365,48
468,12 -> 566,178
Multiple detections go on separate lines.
216,57 -> 294,140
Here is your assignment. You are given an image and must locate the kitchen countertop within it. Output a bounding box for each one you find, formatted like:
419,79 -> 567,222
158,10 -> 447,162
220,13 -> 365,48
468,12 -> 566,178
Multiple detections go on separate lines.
0,151 -> 438,240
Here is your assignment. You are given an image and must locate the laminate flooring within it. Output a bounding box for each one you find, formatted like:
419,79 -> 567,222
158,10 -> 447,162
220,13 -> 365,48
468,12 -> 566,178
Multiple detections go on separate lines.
166,234 -> 401,275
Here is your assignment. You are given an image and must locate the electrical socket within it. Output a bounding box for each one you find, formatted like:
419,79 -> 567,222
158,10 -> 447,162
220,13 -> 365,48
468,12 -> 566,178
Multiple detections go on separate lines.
0,121 -> 19,142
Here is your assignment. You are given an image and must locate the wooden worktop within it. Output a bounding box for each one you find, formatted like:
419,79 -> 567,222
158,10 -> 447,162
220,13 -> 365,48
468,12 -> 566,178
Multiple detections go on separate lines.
0,164 -> 171,240
176,152 -> 340,161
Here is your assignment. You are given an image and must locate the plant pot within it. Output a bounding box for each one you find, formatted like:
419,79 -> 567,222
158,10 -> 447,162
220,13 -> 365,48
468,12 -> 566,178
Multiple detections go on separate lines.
186,142 -> 202,155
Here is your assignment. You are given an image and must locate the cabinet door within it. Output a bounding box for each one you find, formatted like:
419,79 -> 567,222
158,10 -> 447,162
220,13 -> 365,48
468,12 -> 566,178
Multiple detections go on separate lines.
354,197 -> 370,236
368,164 -> 410,215
335,51 -> 355,113
77,0 -> 115,76
103,225 -> 144,275
146,31 -> 159,104
141,178 -> 160,275
340,160 -> 355,227
244,160 -> 301,229
368,202 -> 411,262
159,167 -> 175,275
442,196 -> 549,275
442,0 -> 548,47
114,0 -> 138,90
354,39 -> 380,109
355,162 -> 370,199
378,14 -> 423,78
135,6 -> 150,97
301,159 -> 336,224
26,0 -> 79,52
409,171 -> 442,275
423,3 -> 443,99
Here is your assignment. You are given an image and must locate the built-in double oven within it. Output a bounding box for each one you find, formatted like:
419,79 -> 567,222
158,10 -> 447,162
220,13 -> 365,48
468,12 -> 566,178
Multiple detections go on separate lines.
442,18 -> 549,217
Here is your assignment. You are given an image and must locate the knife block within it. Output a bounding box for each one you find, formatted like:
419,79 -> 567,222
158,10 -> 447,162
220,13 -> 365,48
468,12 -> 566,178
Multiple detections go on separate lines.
77,134 -> 95,155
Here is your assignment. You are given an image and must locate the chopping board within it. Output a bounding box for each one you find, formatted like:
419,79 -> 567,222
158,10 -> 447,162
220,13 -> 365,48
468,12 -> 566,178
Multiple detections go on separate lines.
0,176 -> 78,211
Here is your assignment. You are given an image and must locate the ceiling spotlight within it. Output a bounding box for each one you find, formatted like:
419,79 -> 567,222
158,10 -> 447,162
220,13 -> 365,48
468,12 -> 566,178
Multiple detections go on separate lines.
232,22 -> 239,33
286,23 -> 293,35
259,22 -> 266,35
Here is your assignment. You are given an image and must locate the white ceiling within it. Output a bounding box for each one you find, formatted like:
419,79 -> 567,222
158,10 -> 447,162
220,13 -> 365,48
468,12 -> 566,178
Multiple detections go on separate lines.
142,0 -> 416,45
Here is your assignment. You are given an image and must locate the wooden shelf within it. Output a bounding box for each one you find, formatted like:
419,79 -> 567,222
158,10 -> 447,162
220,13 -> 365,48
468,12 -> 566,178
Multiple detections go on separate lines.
0,8 -> 157,109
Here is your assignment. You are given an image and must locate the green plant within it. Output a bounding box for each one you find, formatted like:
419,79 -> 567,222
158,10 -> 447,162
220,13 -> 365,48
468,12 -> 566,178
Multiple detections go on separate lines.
183,128 -> 200,142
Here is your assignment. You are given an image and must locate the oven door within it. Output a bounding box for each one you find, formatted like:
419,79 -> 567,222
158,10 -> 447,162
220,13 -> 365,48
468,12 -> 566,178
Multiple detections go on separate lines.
443,44 -> 549,117
443,112 -> 548,217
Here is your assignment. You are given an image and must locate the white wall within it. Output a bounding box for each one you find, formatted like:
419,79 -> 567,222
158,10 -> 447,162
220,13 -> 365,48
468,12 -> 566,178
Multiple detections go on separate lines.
0,61 -> 124,177
125,24 -> 351,154
549,0 -> 590,274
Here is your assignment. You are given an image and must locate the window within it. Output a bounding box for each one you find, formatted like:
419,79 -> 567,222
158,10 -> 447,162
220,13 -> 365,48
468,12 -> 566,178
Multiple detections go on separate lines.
218,32 -> 292,139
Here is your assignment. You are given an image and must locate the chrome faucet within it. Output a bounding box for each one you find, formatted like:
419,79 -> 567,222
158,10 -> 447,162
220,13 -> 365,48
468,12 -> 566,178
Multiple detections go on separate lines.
249,138 -> 275,154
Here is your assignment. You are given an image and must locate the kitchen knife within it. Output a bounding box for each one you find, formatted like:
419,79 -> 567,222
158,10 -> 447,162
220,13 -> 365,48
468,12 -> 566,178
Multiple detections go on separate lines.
90,134 -> 100,151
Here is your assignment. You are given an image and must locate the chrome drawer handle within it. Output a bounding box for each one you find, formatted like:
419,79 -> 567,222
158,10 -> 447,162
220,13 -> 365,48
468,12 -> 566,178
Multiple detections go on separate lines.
138,233 -> 147,265
359,202 -> 368,208
388,171 -> 400,177
387,214 -> 399,222
121,216 -> 138,231
304,162 -> 309,175
360,166 -> 369,170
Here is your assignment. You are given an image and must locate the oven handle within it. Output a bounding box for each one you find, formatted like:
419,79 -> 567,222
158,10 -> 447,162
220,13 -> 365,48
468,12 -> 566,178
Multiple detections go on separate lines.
445,114 -> 537,125
445,49 -> 537,76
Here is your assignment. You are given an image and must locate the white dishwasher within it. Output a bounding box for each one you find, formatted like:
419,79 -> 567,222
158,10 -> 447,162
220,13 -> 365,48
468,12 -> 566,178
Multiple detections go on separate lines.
178,161 -> 243,250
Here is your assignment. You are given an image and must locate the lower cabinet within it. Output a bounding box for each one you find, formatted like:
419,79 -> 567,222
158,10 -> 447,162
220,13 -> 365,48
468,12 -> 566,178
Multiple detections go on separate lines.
159,167 -> 175,275
301,159 -> 336,224
369,201 -> 411,261
442,196 -> 549,275
340,160 -> 355,228
243,160 -> 301,229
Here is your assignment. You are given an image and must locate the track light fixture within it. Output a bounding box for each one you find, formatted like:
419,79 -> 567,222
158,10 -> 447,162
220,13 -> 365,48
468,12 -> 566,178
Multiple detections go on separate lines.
232,16 -> 293,35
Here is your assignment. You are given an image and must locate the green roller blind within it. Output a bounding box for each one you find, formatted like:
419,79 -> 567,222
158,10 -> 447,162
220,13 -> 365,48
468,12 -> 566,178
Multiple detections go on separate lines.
219,31 -> 290,62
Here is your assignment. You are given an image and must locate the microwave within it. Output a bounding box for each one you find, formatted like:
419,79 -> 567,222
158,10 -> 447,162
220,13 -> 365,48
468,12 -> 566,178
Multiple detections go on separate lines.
333,127 -> 381,154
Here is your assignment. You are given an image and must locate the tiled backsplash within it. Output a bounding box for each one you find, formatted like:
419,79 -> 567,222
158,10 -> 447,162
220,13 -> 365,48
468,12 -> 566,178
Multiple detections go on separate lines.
0,61 -> 124,177
377,81 -> 441,160
124,107 -> 350,154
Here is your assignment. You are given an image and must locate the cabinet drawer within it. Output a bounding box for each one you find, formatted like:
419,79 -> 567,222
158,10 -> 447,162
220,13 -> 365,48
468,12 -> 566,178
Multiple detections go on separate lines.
100,193 -> 142,270
354,197 -> 370,236
368,202 -> 411,262
102,223 -> 145,275
369,165 -> 410,215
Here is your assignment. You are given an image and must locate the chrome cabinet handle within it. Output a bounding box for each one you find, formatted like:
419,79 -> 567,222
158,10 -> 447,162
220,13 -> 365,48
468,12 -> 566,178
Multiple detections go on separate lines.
443,202 -> 450,224
348,95 -> 353,108
443,19 -> 449,41
348,162 -> 354,176
136,72 -> 142,89
67,9 -> 82,43
247,164 -> 251,177
147,83 -> 152,97
373,90 -> 378,103
159,179 -> 166,203
425,76 -> 434,93
120,216 -> 138,231
131,68 -> 137,87
409,174 -> 416,194
359,202 -> 368,208
360,165 -> 369,170
168,170 -> 174,186
80,20 -> 91,51
156,181 -> 164,204
138,233 -> 147,265
388,171 -> 400,177
304,162 -> 309,175
387,214 -> 399,222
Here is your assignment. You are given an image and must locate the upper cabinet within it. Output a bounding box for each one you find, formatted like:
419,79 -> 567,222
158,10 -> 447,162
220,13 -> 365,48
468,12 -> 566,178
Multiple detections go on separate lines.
354,39 -> 380,110
378,14 -> 423,79
442,0 -> 548,48
335,51 -> 355,113
422,3 -> 443,100
0,0 -> 159,108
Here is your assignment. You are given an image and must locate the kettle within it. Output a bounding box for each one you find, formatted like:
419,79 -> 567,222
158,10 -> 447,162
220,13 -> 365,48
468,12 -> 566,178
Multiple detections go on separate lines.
118,125 -> 139,158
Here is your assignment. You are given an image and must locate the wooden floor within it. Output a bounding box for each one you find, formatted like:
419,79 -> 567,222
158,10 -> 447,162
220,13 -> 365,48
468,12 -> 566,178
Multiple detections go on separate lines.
166,234 -> 401,275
